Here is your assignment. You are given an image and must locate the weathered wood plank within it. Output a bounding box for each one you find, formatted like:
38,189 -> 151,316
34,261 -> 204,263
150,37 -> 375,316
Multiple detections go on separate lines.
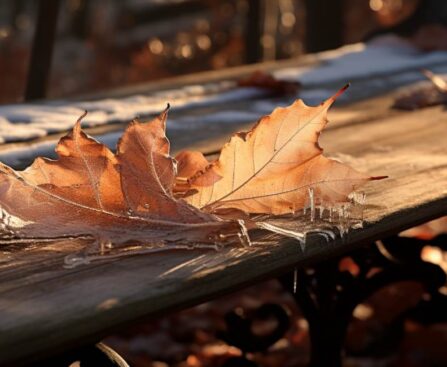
0,94 -> 446,366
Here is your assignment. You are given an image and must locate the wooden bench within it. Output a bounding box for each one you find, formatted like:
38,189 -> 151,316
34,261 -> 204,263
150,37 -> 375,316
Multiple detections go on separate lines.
1,50 -> 447,367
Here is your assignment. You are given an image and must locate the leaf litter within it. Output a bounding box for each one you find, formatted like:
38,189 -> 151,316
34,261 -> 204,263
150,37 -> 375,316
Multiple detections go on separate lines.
393,69 -> 447,110
0,86 -> 385,266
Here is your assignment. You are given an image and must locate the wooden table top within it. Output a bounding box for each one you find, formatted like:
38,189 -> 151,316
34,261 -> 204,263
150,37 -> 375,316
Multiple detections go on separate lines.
0,52 -> 446,366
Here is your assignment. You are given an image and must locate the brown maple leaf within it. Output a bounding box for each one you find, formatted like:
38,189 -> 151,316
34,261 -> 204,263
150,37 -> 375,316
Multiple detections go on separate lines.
0,108 -> 243,246
237,70 -> 301,96
176,86 -> 385,215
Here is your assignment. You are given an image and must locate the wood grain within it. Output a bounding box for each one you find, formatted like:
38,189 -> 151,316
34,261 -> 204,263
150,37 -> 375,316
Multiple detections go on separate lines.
0,79 -> 447,366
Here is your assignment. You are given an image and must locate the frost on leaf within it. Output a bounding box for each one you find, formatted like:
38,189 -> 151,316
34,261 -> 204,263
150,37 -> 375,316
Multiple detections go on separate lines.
0,87 -> 386,263
0,108 -> 244,249
176,85 -> 385,216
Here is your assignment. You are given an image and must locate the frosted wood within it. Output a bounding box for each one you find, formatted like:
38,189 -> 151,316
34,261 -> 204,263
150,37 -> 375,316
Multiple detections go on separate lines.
0,91 -> 446,366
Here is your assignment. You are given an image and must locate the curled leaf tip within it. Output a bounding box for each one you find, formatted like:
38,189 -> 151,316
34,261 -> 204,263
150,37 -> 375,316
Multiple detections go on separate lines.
163,103 -> 171,116
370,175 -> 388,180
76,110 -> 88,125
331,83 -> 350,102
324,84 -> 350,107
159,104 -> 170,122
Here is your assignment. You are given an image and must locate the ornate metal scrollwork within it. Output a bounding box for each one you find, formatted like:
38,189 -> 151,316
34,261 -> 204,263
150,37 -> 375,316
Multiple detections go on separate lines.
278,234 -> 447,367
221,234 -> 447,367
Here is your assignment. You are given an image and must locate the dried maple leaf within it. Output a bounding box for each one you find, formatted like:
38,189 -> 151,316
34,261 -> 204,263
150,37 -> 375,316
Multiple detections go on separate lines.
176,86 -> 385,215
0,109 -> 243,246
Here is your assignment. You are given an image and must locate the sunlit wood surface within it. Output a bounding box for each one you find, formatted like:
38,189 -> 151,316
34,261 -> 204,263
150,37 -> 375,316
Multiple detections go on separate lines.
0,58 -> 446,366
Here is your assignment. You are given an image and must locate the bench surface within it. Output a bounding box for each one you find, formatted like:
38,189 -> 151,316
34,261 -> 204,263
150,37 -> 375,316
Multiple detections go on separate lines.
0,51 -> 447,366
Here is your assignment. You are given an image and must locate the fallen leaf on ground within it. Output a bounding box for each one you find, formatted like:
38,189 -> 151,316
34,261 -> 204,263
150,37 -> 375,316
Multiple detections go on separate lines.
237,71 -> 300,96
176,85 -> 385,215
393,70 -> 447,110
0,108 -> 243,246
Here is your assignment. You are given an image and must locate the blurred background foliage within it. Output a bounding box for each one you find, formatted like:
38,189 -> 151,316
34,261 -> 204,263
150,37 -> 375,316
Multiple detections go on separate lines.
0,0 -> 423,103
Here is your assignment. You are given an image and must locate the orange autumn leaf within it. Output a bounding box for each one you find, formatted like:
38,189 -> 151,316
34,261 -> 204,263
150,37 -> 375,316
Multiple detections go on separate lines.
176,86 -> 385,215
0,109 -> 242,246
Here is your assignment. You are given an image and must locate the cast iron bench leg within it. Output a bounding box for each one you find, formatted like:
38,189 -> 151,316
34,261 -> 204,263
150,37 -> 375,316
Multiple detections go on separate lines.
221,235 -> 446,366
278,236 -> 447,367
